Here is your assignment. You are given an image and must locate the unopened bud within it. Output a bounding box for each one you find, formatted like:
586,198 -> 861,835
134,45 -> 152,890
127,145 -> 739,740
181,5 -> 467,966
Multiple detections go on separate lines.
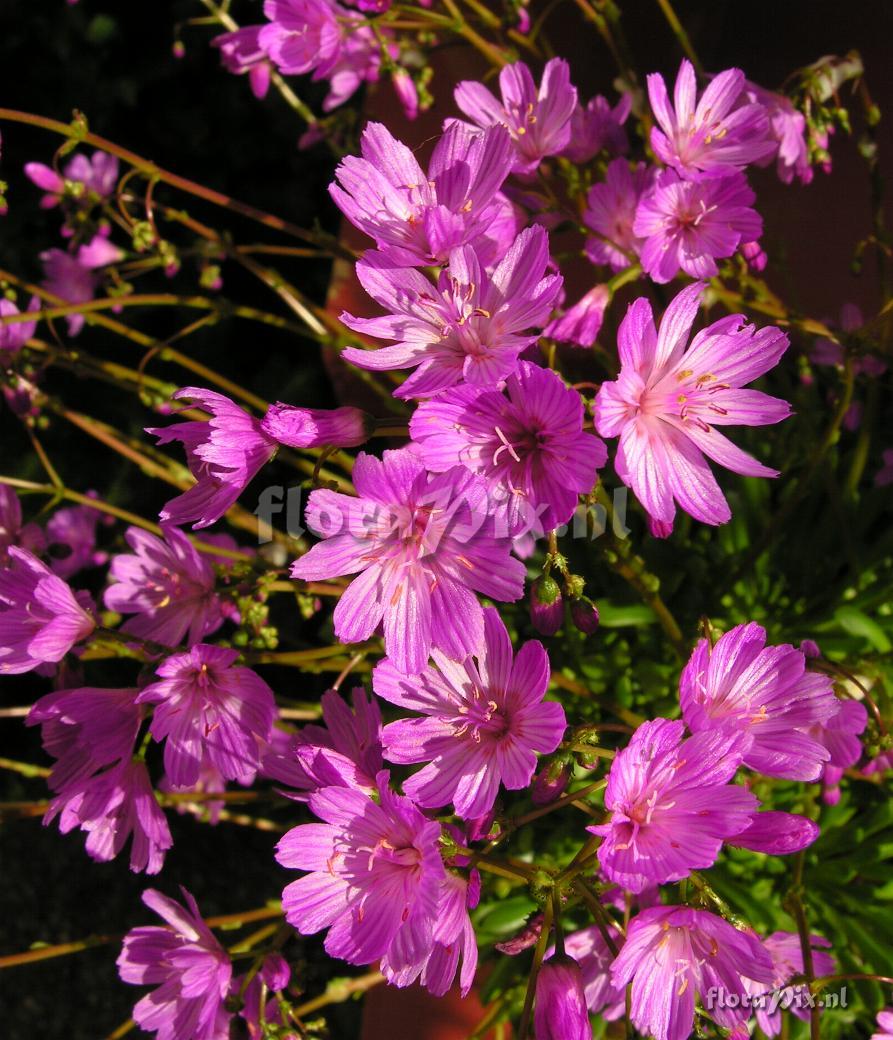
530,575 -> 563,636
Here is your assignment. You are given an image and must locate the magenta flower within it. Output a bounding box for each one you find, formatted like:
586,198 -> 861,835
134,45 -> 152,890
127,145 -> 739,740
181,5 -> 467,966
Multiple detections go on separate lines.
259,0 -> 341,77
544,285 -> 611,348
237,954 -> 291,1038
329,120 -> 515,267
0,485 -> 44,563
210,26 -> 272,99
276,773 -> 445,980
0,295 -> 40,355
679,623 -> 841,780
454,58 -> 577,173
633,169 -> 762,283
594,283 -> 791,534
873,1009 -> 893,1040
117,888 -> 233,1040
584,160 -> 655,271
45,502 -> 106,579
261,686 -> 384,796
105,525 -> 224,648
290,448 -> 526,674
534,955 -> 593,1040
137,644 -> 276,788
410,361 -> 606,533
45,757 -> 172,873
340,227 -> 561,398
610,905 -> 774,1040
25,150 -> 119,207
647,59 -> 774,178
810,698 -> 868,803
0,547 -> 95,674
40,249 -> 97,336
375,606 -> 566,818
588,718 -> 757,892
261,403 -> 373,448
746,82 -> 813,185
562,92 -> 631,163
743,931 -> 835,1037
148,388 -> 277,530
415,865 -> 479,997
319,27 -> 386,112
27,686 -> 142,792
563,926 -> 625,1021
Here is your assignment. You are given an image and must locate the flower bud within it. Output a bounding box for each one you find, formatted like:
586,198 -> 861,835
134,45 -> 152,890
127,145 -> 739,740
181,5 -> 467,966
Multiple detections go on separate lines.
740,239 -> 767,272
571,597 -> 599,635
534,954 -> 592,1040
530,575 -> 563,636
392,69 -> 419,121
531,758 -> 571,805
261,404 -> 374,449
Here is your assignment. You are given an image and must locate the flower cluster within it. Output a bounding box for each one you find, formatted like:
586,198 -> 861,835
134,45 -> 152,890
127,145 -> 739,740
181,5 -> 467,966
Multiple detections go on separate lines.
3,16 -> 890,1040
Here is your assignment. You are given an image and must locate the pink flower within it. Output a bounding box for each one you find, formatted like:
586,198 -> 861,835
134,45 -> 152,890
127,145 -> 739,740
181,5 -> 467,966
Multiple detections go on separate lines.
872,1009 -> 893,1040
0,485 -> 45,563
415,860 -> 479,997
544,285 -> 611,347
743,931 -> 835,1037
276,773 -> 446,980
104,525 -> 224,648
563,926 -> 625,1020
375,607 -> 566,818
0,547 -> 95,673
290,449 -> 526,674
594,283 -> 790,534
584,160 -> 656,271
45,758 -> 172,873
330,120 -> 515,267
534,955 -> 593,1040
340,227 -> 560,398
454,58 -> 578,173
261,403 -> 373,448
679,623 -> 841,780
261,687 -> 384,796
25,150 -> 119,208
148,388 -> 277,530
0,295 -> 40,355
810,697 -> 868,803
259,0 -> 341,77
562,92 -> 631,163
610,905 -> 774,1040
210,26 -> 272,99
118,888 -> 233,1040
409,361 -> 607,533
633,169 -> 762,283
746,82 -> 814,185
137,644 -> 276,788
45,502 -> 106,579
236,954 -> 292,1038
647,59 -> 774,179
589,718 -> 758,892
27,686 -> 142,792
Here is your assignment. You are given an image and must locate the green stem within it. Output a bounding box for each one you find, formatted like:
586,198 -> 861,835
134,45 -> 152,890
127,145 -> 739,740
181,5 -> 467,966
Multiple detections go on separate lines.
654,0 -> 703,74
0,107 -> 349,257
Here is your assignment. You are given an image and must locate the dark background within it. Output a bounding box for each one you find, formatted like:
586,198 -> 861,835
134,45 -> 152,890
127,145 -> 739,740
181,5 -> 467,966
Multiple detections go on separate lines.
1,1 -> 892,1037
